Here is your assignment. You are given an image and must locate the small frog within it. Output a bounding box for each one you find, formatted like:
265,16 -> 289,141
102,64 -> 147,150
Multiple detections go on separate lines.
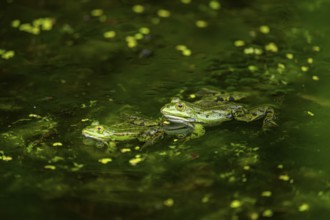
82,116 -> 201,147
160,97 -> 277,132
82,122 -> 163,147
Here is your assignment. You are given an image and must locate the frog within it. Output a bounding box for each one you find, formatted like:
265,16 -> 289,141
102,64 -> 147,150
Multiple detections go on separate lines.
82,122 -> 163,147
193,87 -> 251,102
82,116 -> 201,147
160,97 -> 277,132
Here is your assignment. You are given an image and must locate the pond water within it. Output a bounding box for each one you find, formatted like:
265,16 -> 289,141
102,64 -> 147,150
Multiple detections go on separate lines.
1,0 -> 330,219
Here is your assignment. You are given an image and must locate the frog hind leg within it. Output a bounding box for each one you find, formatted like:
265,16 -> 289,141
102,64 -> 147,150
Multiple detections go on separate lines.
234,106 -> 278,131
262,107 -> 278,131
189,124 -> 206,139
140,129 -> 164,149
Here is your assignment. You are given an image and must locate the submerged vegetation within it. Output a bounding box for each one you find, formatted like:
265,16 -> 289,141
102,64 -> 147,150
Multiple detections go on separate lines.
1,0 -> 330,219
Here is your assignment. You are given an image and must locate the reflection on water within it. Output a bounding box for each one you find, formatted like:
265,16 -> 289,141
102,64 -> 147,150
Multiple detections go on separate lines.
1,0 -> 330,219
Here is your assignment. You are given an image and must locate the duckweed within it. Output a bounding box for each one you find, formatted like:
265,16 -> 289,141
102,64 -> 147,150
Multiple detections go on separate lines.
120,148 -> 131,153
33,18 -> 53,31
91,9 -> 103,17
259,25 -> 270,34
312,75 -> 320,81
254,48 -> 263,55
13,18 -> 54,35
307,111 -> 315,116
126,36 -> 138,48
244,47 -> 254,55
278,174 -> 290,181
265,42 -> 278,52
157,9 -> 171,18
301,66 -> 309,72
139,27 -> 150,35
72,163 -> 84,171
312,45 -> 320,52
44,165 -> 56,170
104,31 -> 116,39
189,94 -> 196,99
176,44 -> 192,56
163,198 -> 174,207
277,63 -> 286,73
249,212 -> 259,220
11,19 -> 20,28
181,0 -> 191,4
261,191 -> 272,197
201,194 -> 211,203
243,165 -> 250,170
175,44 -> 187,51
248,65 -> 258,72
196,20 -> 208,28
1,155 -> 13,161
29,114 -> 42,118
134,33 -> 144,40
132,5 -> 144,14
262,209 -> 273,217
0,151 -> 13,161
286,53 -> 294,59
0,50 -> 15,59
209,1 -> 221,10
234,40 -> 245,47
298,203 -> 310,212
182,49 -> 192,56
230,200 -> 241,208
129,155 -> 143,166
98,158 -> 112,164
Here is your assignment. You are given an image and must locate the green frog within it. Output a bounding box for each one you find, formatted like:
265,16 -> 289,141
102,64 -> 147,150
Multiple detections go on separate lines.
82,122 -> 163,146
82,116 -> 200,147
193,87 -> 251,102
160,97 -> 277,132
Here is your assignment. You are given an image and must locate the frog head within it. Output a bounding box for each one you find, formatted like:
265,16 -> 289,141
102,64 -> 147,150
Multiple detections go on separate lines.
82,125 -> 113,142
160,98 -> 199,125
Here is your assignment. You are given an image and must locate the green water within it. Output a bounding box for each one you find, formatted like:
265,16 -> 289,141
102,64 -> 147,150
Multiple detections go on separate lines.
1,0 -> 330,219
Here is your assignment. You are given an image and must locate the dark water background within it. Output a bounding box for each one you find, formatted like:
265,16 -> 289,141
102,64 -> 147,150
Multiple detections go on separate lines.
1,0 -> 330,219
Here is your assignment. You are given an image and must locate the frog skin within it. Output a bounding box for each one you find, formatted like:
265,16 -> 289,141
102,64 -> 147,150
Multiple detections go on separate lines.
82,122 -> 163,146
194,88 -> 250,102
160,97 -> 277,131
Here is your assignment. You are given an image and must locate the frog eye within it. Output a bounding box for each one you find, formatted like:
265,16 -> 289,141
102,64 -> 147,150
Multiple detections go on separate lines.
96,126 -> 104,134
175,102 -> 186,111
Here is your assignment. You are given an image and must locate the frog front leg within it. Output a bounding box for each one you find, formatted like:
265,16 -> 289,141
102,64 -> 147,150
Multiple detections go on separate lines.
233,105 -> 278,131
185,123 -> 205,140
